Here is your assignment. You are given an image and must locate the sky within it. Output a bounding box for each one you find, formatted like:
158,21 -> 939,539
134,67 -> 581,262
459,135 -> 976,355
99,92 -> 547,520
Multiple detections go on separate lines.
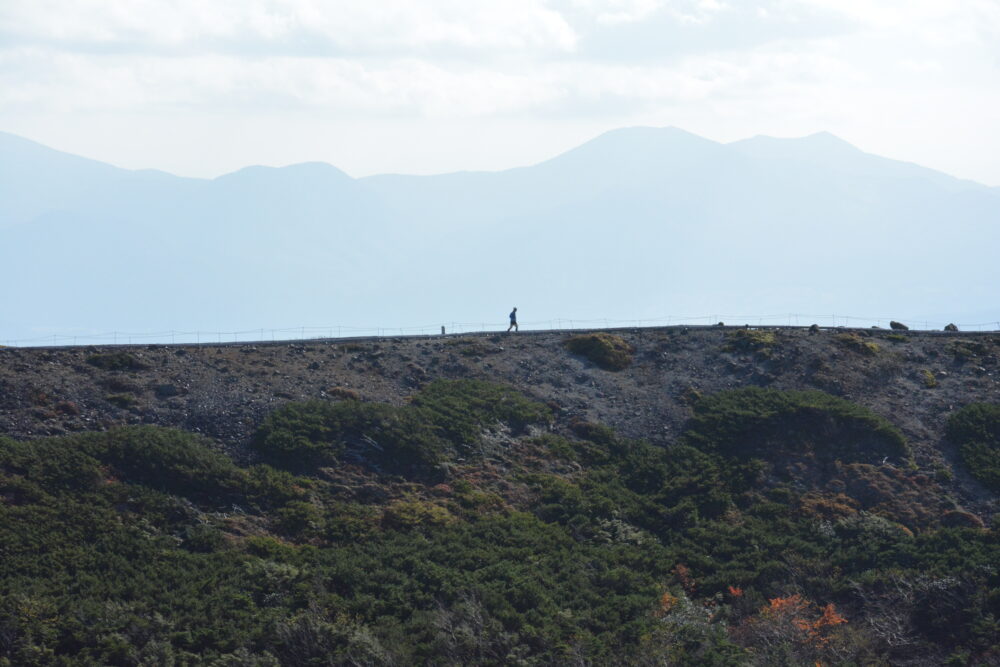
2,0 -> 999,185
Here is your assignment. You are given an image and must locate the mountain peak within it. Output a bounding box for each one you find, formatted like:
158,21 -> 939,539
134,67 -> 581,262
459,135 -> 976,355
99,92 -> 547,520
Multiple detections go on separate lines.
539,125 -> 722,173
212,161 -> 352,186
727,131 -> 864,163
580,125 -> 720,151
800,131 -> 860,150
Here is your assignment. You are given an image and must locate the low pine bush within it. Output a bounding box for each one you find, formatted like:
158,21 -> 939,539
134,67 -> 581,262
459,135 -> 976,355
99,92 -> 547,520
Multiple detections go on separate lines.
683,387 -> 909,465
86,351 -> 148,371
726,329 -> 777,355
947,403 -> 1000,492
254,380 -> 551,477
564,333 -> 634,370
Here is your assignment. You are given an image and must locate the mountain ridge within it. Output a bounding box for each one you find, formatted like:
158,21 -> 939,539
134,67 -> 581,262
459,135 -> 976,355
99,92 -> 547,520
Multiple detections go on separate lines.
2,126 -> 999,343
6,126 -> 998,188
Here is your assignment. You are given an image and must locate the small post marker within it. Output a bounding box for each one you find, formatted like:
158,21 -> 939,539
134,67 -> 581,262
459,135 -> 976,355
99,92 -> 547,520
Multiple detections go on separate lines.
441,326 -> 446,335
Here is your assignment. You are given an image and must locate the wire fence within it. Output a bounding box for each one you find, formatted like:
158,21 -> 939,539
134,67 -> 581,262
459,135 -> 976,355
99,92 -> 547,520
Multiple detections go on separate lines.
3,313 -> 999,348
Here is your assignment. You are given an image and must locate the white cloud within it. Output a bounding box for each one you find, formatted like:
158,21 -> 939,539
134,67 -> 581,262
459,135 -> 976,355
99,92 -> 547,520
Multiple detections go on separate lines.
566,0 -> 732,26
1,0 -> 998,185
568,0 -> 666,25
797,0 -> 1000,47
0,0 -> 578,55
0,48 -> 565,118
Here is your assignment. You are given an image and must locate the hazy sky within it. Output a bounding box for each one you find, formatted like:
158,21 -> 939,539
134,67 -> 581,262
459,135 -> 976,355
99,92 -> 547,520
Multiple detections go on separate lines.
2,0 -> 999,184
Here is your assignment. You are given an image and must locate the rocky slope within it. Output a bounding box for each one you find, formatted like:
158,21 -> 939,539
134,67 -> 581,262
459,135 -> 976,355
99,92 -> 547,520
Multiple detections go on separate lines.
4,325 -> 1000,665
3,325 -> 998,519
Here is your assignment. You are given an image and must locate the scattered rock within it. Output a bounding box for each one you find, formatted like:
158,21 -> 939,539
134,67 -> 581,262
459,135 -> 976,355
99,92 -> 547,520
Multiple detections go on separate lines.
944,323 -> 959,332
889,321 -> 909,331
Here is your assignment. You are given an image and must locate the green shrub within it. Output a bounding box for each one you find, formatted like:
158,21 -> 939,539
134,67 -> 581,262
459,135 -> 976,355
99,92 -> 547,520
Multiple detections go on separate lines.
86,351 -> 148,371
254,380 -> 550,476
275,500 -> 324,537
253,399 -> 446,476
98,427 -> 245,502
410,379 -> 551,444
948,404 -> 1000,446
326,387 -> 360,401
921,369 -> 938,388
105,392 -> 138,408
726,329 -> 777,355
0,435 -> 104,494
947,340 -> 989,362
0,427 -> 243,504
324,502 -> 378,541
939,510 -> 985,529
381,498 -> 455,529
244,464 -> 310,507
533,434 -> 579,461
182,523 -> 227,552
934,465 -> 954,483
947,403 -> 1000,492
836,333 -> 880,356
683,387 -> 909,465
570,420 -> 616,447
564,333 -> 634,370
444,337 -> 495,357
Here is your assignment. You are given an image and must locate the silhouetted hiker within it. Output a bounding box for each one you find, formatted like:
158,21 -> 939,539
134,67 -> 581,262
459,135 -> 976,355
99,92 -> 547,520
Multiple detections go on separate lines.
507,307 -> 518,332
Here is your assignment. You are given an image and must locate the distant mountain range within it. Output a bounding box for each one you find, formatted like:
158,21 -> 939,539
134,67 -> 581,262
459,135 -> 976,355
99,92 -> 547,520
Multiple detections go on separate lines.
2,127 -> 999,342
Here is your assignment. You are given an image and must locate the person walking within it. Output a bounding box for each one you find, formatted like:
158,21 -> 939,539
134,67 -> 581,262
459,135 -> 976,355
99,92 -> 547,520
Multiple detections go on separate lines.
507,307 -> 518,332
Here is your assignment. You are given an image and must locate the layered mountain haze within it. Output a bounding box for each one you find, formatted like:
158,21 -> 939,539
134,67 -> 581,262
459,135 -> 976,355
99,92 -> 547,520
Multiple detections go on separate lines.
2,128 -> 999,342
